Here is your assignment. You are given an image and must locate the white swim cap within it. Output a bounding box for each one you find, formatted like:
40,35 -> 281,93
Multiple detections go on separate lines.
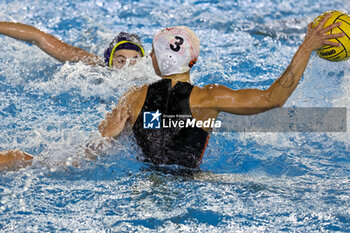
153,26 -> 200,76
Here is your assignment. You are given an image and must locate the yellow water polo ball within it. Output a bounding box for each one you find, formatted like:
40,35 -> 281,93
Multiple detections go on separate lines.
313,10 -> 350,62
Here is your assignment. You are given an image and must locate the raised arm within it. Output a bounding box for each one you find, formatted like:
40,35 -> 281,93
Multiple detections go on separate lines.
265,14 -> 344,108
0,21 -> 104,66
196,14 -> 344,116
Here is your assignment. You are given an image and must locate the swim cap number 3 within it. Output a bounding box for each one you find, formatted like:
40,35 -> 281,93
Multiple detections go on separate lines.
170,36 -> 184,52
153,26 -> 200,76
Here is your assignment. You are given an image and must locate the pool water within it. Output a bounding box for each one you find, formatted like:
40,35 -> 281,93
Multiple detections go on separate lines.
1,0 -> 350,232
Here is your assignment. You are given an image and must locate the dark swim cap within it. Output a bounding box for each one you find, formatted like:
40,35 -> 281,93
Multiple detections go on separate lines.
104,32 -> 145,67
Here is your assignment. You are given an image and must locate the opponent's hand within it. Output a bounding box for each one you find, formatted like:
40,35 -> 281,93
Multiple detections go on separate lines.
303,13 -> 345,51
98,107 -> 130,138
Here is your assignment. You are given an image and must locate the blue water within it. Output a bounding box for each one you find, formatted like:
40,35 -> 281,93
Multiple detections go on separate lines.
1,0 -> 350,232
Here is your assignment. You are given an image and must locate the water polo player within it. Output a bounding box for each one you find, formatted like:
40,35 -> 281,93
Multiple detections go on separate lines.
0,14 -> 345,169
98,14 -> 345,168
0,21 -> 145,68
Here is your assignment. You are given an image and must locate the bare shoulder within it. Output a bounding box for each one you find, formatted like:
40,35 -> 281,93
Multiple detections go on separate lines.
193,83 -> 235,95
190,83 -> 236,107
190,84 -> 229,124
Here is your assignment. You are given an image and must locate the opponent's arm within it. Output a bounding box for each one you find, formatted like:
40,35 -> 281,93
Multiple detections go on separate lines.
98,90 -> 135,138
98,85 -> 148,138
0,149 -> 34,171
98,105 -> 130,138
201,14 -> 344,115
0,22 -> 104,66
80,100 -> 131,162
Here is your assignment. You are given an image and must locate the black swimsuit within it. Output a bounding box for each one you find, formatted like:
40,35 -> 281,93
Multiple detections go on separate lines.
132,79 -> 209,168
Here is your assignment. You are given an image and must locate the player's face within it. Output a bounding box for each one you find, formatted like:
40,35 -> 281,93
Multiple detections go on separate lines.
112,49 -> 142,68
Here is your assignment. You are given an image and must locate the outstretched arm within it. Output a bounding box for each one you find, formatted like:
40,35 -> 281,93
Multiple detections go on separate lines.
199,14 -> 344,115
0,149 -> 34,171
0,21 -> 104,66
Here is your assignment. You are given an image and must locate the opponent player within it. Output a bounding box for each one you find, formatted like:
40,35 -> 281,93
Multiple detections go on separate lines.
0,22 -> 145,68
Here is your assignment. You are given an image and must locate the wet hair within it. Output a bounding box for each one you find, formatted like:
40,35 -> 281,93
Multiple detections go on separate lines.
104,32 -> 145,67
